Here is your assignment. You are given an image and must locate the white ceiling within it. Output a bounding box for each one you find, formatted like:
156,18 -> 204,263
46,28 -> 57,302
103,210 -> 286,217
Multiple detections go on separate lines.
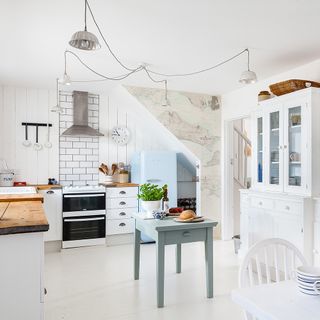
1,0 -> 320,95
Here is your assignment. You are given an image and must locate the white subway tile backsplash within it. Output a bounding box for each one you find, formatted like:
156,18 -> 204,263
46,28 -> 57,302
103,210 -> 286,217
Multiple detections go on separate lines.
87,142 -> 98,149
59,92 -> 100,186
73,155 -> 86,161
60,168 -> 73,174
80,149 -> 92,155
87,155 -> 99,161
73,168 -> 86,174
80,161 -> 92,168
80,174 -> 92,181
73,142 -> 86,148
66,161 -> 80,168
87,168 -> 98,174
66,149 -> 80,155
60,155 -> 73,161
60,141 -> 72,148
66,174 -> 80,181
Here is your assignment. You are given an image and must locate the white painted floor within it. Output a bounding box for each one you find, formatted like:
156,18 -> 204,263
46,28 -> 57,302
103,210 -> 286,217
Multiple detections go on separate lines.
44,240 -> 244,320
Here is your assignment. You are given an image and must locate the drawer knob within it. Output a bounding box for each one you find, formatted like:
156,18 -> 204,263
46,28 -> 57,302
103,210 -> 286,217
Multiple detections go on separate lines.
183,231 -> 191,237
259,201 -> 263,206
119,201 -> 126,206
119,212 -> 126,216
119,191 -> 126,195
46,190 -> 54,194
119,222 -> 126,227
285,205 -> 290,210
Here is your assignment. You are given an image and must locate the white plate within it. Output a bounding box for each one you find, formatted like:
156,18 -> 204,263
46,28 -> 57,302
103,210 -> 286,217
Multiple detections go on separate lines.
297,266 -> 320,278
174,217 -> 205,223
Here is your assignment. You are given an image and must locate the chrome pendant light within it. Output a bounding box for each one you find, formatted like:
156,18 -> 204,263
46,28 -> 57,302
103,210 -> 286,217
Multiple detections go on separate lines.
59,51 -> 72,85
239,49 -> 257,84
51,78 -> 64,114
69,0 -> 101,51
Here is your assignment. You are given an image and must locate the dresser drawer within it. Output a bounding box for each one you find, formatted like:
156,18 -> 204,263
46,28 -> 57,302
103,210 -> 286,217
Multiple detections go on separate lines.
106,197 -> 138,209
106,187 -> 138,198
164,228 -> 206,245
106,218 -> 134,235
107,207 -> 137,220
274,199 -> 302,215
251,196 -> 274,210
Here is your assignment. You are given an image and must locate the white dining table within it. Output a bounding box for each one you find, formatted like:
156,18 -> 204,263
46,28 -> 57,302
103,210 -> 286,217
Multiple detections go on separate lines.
231,280 -> 320,320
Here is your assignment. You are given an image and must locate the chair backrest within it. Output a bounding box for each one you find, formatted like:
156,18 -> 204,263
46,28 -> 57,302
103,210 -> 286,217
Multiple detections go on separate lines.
239,238 -> 307,320
239,238 -> 307,288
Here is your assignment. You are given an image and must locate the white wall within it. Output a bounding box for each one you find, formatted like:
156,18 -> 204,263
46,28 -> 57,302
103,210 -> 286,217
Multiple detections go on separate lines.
0,86 -> 59,184
220,57 -> 320,239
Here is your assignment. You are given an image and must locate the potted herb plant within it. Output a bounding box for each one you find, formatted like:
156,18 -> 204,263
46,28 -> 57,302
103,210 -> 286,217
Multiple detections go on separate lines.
138,183 -> 164,218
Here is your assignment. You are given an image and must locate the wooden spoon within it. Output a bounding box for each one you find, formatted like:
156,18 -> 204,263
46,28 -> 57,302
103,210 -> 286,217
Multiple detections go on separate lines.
101,163 -> 109,175
111,163 -> 118,175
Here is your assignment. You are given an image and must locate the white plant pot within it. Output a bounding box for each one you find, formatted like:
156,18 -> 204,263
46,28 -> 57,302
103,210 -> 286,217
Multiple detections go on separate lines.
141,200 -> 161,218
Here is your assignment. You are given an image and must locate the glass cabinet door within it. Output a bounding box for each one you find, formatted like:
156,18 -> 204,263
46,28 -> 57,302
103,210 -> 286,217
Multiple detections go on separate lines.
287,106 -> 302,187
257,117 -> 263,183
269,111 -> 280,185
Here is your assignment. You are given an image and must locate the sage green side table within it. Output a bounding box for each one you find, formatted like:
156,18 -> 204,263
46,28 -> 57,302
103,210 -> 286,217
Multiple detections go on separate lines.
132,213 -> 218,308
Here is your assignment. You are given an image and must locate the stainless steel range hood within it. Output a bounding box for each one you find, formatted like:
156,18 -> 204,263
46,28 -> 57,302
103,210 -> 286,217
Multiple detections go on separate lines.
61,91 -> 103,137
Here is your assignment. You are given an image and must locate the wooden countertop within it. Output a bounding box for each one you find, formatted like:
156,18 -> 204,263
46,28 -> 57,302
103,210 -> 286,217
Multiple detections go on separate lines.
0,201 -> 49,235
28,184 -> 62,190
100,182 -> 140,188
0,193 -> 44,203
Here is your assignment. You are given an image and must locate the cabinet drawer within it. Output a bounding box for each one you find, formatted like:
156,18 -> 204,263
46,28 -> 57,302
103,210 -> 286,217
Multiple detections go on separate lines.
164,228 -> 206,245
106,197 -> 138,209
106,187 -> 138,198
274,200 -> 302,215
107,207 -> 137,220
251,197 -> 274,210
106,218 -> 134,235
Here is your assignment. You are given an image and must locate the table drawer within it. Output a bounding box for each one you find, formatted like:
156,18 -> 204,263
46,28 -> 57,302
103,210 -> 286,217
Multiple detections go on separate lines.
106,197 -> 137,209
274,200 -> 302,215
107,207 -> 137,220
251,196 -> 274,210
106,218 -> 134,235
164,228 -> 207,245
106,187 -> 138,198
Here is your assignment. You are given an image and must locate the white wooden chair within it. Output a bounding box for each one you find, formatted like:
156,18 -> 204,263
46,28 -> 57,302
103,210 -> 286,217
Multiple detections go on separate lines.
239,238 -> 307,320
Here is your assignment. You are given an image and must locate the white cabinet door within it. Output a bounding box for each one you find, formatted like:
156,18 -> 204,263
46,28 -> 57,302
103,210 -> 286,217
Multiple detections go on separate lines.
39,189 -> 62,241
314,222 -> 320,266
264,104 -> 284,192
273,213 -> 304,253
252,110 -> 265,189
282,99 -> 309,195
248,208 -> 274,247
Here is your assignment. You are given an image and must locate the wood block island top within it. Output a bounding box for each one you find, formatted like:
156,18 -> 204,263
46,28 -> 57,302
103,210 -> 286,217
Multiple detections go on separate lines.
0,193 -> 44,203
0,201 -> 48,235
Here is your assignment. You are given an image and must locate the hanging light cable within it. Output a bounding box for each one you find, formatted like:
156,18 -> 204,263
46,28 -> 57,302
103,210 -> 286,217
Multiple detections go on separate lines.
239,49 -> 257,84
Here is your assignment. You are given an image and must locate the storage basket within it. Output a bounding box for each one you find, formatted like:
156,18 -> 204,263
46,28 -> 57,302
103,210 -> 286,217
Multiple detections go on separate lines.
269,79 -> 320,96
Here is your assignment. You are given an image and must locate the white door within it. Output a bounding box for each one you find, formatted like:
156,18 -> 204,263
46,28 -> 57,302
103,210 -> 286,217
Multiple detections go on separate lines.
39,189 -> 62,241
283,99 -> 309,195
264,104 -> 284,192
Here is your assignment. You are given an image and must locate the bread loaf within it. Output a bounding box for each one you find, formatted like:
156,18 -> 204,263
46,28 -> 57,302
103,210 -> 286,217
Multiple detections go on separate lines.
179,210 -> 196,220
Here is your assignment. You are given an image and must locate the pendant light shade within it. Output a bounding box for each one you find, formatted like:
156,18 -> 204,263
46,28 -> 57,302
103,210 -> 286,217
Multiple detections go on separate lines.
239,49 -> 258,84
60,73 -> 71,85
69,30 -> 101,51
239,70 -> 257,84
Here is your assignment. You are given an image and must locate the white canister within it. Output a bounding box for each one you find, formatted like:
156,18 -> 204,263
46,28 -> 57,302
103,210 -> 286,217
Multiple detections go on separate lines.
0,171 -> 14,186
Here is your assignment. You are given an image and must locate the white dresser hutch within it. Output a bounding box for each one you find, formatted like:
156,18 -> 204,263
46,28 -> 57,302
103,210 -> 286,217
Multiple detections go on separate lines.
240,87 -> 320,264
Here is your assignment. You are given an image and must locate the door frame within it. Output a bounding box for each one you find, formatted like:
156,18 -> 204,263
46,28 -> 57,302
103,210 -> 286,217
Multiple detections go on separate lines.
221,115 -> 250,240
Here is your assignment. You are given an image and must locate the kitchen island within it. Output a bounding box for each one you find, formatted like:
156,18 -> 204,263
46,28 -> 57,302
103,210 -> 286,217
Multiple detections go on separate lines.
0,195 -> 48,320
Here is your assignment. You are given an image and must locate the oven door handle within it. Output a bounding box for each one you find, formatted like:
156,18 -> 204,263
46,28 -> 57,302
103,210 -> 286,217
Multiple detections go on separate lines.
64,217 -> 105,222
63,194 -> 105,198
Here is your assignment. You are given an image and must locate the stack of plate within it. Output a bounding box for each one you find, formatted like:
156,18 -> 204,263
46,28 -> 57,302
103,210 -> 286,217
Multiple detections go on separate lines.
296,266 -> 320,296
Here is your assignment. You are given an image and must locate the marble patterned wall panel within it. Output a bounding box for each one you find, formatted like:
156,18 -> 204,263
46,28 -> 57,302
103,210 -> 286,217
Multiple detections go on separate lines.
125,86 -> 221,232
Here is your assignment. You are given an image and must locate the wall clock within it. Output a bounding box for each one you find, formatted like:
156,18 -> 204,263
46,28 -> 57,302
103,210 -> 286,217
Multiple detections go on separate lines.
111,126 -> 130,145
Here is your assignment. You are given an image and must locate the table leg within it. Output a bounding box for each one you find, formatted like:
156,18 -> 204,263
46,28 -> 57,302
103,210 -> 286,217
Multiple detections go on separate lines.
176,243 -> 181,274
205,227 -> 213,298
134,226 -> 141,280
156,232 -> 165,308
